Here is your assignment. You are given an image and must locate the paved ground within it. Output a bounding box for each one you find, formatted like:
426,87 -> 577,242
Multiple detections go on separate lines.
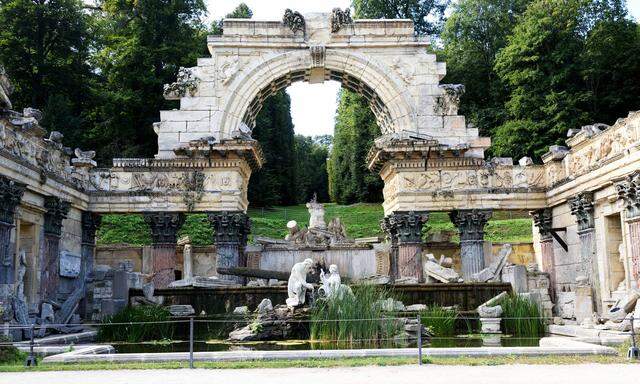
2,364 -> 637,384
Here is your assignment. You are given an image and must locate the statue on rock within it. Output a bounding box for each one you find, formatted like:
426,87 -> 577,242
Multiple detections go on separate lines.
306,194 -> 326,229
286,258 -> 314,307
318,264 -> 353,300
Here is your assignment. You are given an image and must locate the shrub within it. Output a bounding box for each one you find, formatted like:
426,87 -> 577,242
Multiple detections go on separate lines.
501,294 -> 545,337
97,305 -> 175,342
310,284 -> 401,345
0,335 -> 25,364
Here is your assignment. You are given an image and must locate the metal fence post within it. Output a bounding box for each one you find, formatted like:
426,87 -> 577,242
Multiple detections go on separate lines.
416,314 -> 422,366
189,316 -> 195,368
629,315 -> 639,360
25,324 -> 37,367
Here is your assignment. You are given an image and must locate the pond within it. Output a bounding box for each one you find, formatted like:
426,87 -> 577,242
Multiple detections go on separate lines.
112,334 -> 544,353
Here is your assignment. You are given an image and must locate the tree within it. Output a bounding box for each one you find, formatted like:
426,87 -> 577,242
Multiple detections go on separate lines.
328,90 -> 383,204
294,135 -> 330,203
352,0 -> 450,35
0,0 -> 97,148
441,0 -> 532,138
90,0 -> 207,163
492,0 -> 638,160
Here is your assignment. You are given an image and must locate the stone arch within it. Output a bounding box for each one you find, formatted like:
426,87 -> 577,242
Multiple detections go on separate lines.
218,49 -> 416,140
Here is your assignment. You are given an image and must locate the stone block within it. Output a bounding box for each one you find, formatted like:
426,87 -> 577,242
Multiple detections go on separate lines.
480,317 -> 501,334
502,264 -> 528,293
574,286 -> 594,324
112,270 -> 129,300
59,251 -> 81,278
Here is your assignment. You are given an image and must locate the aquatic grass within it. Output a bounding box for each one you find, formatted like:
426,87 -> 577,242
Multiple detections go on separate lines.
501,294 -> 545,337
310,284 -> 401,345
0,336 -> 25,364
419,306 -> 457,337
97,305 -> 175,343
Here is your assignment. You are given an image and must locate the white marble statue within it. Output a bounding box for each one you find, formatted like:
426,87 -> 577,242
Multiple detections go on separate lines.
286,258 -> 314,307
319,264 -> 341,298
306,194 -> 326,229
15,250 -> 27,301
616,243 -> 629,291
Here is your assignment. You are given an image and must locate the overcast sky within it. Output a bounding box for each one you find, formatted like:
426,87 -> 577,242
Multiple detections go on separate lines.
206,0 -> 640,137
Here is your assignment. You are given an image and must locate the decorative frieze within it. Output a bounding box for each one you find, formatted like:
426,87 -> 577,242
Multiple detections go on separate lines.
380,211 -> 429,244
43,196 -> 70,236
531,208 -> 553,240
0,175 -> 25,224
615,171 -> 640,220
568,192 -> 595,232
143,212 -> 186,245
208,211 -> 251,245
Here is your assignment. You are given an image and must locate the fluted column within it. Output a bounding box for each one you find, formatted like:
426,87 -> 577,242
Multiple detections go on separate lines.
381,211 -> 428,282
41,197 -> 70,301
0,176 -> 26,287
207,211 -> 251,284
450,209 -> 492,279
143,212 -> 185,289
569,192 -> 601,312
531,208 -> 555,293
615,171 -> 640,285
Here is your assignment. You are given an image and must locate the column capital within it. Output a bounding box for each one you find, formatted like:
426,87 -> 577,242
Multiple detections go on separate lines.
449,209 -> 492,241
44,196 -> 70,236
143,212 -> 186,245
615,171 -> 640,219
530,208 -> 553,240
380,211 -> 429,244
207,211 -> 251,245
81,212 -> 102,245
0,175 -> 26,225
569,192 -> 594,232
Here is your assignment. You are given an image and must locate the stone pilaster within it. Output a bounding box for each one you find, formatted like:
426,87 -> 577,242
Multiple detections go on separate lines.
143,212 -> 185,288
80,212 -> 101,318
615,171 -> 640,282
531,208 -> 556,295
0,176 -> 25,286
41,197 -> 70,301
568,192 -> 600,312
381,211 -> 428,281
207,211 -> 251,284
450,209 -> 492,279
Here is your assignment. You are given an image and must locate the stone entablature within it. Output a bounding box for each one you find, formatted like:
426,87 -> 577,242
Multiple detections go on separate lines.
154,12 -> 487,158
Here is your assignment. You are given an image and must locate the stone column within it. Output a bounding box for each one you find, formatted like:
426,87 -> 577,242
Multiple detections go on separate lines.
450,209 -> 492,279
615,172 -> 640,285
80,212 -> 101,317
207,211 -> 251,284
531,208 -> 556,293
41,197 -> 70,302
381,211 -> 428,282
0,176 -> 25,289
143,212 -> 185,289
569,192 -> 601,312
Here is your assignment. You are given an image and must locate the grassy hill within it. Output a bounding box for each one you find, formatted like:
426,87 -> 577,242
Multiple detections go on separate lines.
96,204 -> 533,246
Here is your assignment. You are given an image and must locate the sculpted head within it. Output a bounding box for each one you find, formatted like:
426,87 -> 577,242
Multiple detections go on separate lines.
329,264 -> 338,274
303,258 -> 313,271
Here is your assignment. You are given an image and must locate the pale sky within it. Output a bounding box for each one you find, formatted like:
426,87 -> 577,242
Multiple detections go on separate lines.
206,0 -> 640,137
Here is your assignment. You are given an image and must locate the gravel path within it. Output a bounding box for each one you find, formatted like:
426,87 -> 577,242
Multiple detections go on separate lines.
2,364 -> 637,384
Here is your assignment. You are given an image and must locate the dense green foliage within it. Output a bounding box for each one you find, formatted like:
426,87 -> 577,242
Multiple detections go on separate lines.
328,91 -> 383,204
501,294 -> 546,337
97,206 -> 533,245
0,335 -> 24,364
352,0 -> 449,35
97,305 -> 175,342
293,135 -> 330,203
419,306 -> 457,337
310,285 -> 401,344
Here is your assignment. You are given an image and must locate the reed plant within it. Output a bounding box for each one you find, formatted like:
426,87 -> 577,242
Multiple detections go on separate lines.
419,306 -> 457,337
501,294 -> 545,337
97,305 -> 175,342
310,284 -> 401,345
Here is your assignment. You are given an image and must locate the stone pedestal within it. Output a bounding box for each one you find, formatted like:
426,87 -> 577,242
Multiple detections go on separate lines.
575,285 -> 594,324
41,197 -> 70,301
143,212 -> 185,289
208,211 -> 251,284
480,317 -> 501,333
450,209 -> 492,279
381,211 -> 428,282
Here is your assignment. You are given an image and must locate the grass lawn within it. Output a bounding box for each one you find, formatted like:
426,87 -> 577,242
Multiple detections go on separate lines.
0,354 -> 636,372
96,204 -> 534,246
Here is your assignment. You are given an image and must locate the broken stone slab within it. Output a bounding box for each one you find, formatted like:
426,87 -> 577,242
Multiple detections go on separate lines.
359,275 -> 390,285
233,306 -> 249,315
256,299 -> 273,314
168,276 -> 240,288
394,277 -> 419,285
423,259 -> 461,283
166,305 -> 195,317
378,298 -> 405,312
607,290 -> 639,322
471,244 -> 511,282
477,291 -> 508,318
405,304 -> 427,312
